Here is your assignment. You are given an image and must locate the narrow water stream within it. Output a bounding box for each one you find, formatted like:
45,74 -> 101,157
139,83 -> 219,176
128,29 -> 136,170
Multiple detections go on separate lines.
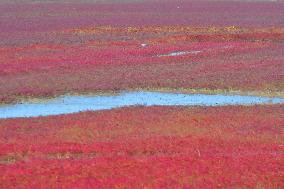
0,91 -> 283,119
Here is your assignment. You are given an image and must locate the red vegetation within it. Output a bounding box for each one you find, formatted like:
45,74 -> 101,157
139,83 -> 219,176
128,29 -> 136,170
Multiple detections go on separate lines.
0,1 -> 283,188
0,1 -> 284,103
0,105 -> 283,188
1,0 -> 284,33
1,26 -> 284,103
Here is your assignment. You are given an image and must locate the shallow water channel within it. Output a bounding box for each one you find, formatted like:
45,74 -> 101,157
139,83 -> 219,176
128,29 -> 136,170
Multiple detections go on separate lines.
0,91 -> 283,119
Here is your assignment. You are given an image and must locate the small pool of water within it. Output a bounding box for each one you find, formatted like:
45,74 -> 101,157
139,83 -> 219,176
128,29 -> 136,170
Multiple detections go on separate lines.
157,50 -> 201,57
0,91 -> 283,119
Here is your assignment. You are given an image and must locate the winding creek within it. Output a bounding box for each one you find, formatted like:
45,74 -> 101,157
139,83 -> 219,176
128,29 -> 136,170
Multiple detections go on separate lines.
0,91 -> 284,119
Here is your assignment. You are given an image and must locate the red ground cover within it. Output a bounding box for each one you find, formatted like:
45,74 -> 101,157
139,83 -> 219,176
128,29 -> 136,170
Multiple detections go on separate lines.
0,0 -> 284,103
1,0 -> 284,33
0,105 -> 283,188
1,26 -> 284,104
0,1 -> 283,188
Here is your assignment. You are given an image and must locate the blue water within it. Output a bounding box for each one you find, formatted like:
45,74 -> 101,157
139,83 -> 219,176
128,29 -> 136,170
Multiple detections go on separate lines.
0,91 -> 283,119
